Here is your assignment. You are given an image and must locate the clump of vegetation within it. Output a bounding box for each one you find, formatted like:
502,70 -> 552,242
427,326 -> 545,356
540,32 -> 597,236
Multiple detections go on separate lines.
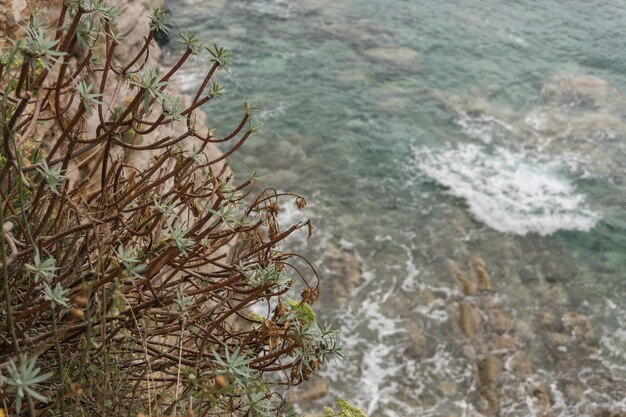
324,399 -> 367,417
0,2 -> 343,416
287,299 -> 317,324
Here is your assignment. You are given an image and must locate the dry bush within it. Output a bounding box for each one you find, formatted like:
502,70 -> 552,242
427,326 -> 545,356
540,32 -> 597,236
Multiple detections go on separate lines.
0,2 -> 342,416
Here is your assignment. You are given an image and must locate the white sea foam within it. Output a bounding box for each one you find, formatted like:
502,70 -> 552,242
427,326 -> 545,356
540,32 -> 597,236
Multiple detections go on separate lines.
414,144 -> 600,236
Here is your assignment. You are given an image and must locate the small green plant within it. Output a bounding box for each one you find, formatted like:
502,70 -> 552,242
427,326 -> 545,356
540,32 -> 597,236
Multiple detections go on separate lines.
43,282 -> 70,307
287,299 -> 317,324
324,399 -> 368,417
212,347 -> 254,386
35,161 -> 64,195
4,356 -> 53,412
24,254 -> 56,282
114,244 -> 146,279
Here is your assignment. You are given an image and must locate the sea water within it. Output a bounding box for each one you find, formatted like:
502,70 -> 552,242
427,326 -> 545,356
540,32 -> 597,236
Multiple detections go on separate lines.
166,1 -> 626,416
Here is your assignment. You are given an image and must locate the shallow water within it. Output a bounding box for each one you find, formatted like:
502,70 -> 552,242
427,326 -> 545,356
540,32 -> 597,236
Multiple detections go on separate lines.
167,1 -> 626,416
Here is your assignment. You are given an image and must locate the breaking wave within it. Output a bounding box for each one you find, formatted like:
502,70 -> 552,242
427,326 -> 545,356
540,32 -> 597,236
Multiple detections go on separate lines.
414,144 -> 600,236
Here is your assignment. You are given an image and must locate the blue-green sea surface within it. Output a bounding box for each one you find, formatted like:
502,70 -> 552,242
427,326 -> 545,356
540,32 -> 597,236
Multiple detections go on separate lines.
167,1 -> 626,416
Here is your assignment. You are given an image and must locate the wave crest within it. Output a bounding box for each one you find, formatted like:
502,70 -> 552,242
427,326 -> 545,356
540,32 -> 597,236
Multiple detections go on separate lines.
415,144 -> 600,236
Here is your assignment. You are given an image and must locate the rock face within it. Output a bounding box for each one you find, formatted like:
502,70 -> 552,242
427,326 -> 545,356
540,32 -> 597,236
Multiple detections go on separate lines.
289,376 -> 329,404
0,0 -> 28,33
1,0 -> 227,190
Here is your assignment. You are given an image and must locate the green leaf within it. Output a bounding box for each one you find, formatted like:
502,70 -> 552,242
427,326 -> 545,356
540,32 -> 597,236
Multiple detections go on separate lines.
4,355 -> 52,411
77,81 -> 104,113
166,226 -> 194,254
36,161 -> 64,194
175,288 -> 194,310
43,282 -> 70,307
114,244 -> 146,279
25,254 -> 57,282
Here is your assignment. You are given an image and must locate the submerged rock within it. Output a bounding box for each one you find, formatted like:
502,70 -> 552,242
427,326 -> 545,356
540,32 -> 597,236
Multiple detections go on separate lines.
322,243 -> 362,307
477,355 -> 503,416
562,311 -> 595,342
546,331 -> 570,347
486,334 -> 516,351
471,256 -> 492,292
525,107 -> 570,136
363,46 -> 420,68
529,382 -> 552,416
478,355 -> 502,387
404,319 -> 427,358
566,112 -> 626,140
458,301 -> 480,338
478,386 -> 500,416
421,288 -> 437,306
449,259 -> 478,296
487,307 -> 511,333
596,409 -> 626,417
539,312 -> 562,332
546,284 -> 569,306
438,379 -> 458,396
320,18 -> 389,44
542,74 -> 610,106
506,351 -> 534,377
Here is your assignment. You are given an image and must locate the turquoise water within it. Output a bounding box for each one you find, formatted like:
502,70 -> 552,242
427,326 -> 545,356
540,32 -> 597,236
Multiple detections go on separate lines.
167,1 -> 626,416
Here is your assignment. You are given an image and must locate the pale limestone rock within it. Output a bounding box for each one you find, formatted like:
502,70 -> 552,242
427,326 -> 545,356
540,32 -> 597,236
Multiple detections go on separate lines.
6,0 -> 27,29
